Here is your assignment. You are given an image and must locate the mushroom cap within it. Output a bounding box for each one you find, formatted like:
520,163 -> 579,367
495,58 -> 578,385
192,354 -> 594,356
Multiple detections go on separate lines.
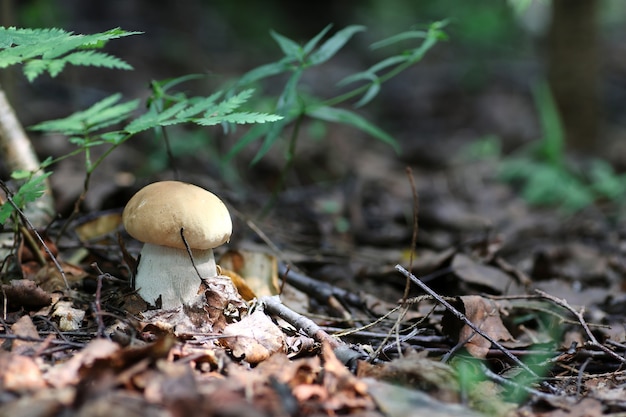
122,181 -> 232,250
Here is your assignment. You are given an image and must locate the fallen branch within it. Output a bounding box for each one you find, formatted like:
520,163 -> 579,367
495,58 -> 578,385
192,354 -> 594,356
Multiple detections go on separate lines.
395,264 -> 540,379
535,289 -> 626,364
259,295 -> 342,350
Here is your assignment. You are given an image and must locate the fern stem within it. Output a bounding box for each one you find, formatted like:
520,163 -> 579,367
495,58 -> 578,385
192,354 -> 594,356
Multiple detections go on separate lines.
323,59 -> 414,108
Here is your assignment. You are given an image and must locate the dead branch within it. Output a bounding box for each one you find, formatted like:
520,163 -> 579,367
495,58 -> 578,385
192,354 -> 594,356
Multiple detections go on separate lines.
259,295 -> 343,350
535,289 -> 626,364
395,264 -> 541,379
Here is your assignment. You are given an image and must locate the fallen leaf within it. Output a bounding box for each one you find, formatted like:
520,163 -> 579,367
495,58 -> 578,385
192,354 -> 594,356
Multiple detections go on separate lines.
441,295 -> 514,358
222,310 -> 286,364
10,315 -> 46,360
45,338 -> 120,388
452,253 -> 518,294
0,352 -> 47,392
0,279 -> 51,311
364,377 -> 483,417
220,250 -> 280,299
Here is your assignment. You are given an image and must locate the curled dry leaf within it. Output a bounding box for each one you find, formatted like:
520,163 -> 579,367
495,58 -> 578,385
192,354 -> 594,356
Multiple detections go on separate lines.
441,295 -> 514,358
0,279 -> 51,311
220,249 -> 280,300
221,310 -> 286,364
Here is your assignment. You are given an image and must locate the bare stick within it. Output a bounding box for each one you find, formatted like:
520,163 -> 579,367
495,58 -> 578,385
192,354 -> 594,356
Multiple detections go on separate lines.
535,289 -> 626,364
403,166 -> 419,302
259,295 -> 342,350
395,264 -> 539,378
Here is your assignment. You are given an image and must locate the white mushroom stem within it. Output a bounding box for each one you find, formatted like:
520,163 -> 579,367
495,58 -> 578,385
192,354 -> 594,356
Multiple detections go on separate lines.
134,243 -> 218,309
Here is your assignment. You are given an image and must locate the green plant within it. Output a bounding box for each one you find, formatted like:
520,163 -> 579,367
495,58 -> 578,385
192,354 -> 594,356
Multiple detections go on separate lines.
1,21 -> 448,224
465,81 -> 626,214
218,21 -> 447,213
0,26 -> 281,225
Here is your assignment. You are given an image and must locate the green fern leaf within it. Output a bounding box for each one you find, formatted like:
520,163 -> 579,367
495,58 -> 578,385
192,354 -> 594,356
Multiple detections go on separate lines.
207,89 -> 255,117
63,51 -> 133,70
0,173 -> 52,224
0,26 -> 140,81
175,92 -> 223,119
195,112 -> 283,126
125,101 -> 188,134
31,94 -> 138,134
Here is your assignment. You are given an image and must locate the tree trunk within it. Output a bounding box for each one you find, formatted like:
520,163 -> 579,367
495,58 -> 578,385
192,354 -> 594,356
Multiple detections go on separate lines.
547,0 -> 600,153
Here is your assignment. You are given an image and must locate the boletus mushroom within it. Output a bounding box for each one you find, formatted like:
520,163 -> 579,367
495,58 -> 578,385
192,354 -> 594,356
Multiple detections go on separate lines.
122,181 -> 232,309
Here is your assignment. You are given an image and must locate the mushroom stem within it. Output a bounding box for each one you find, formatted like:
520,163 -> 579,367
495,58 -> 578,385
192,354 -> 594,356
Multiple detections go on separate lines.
134,243 -> 217,309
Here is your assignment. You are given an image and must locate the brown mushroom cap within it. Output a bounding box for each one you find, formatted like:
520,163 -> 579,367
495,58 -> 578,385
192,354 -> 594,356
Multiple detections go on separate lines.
122,181 -> 232,250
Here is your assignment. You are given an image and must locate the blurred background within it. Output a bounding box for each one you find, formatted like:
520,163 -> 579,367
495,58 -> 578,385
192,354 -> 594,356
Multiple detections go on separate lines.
1,0 -> 626,219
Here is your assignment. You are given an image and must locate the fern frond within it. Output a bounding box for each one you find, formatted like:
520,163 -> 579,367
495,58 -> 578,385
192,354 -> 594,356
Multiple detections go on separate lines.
175,92 -> 223,119
207,89 -> 255,117
0,26 -> 141,81
195,112 -> 283,126
125,101 -> 188,134
31,94 -> 139,135
63,51 -> 133,70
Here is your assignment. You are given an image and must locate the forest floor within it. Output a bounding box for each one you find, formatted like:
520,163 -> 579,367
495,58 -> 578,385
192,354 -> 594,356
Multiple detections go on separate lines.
3,9 -> 626,415
2,122 -> 626,417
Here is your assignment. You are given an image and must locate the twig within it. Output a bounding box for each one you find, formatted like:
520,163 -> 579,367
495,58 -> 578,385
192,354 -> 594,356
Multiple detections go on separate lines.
91,263 -> 110,338
403,166 -> 419,302
278,261 -> 364,311
259,295 -> 342,350
478,362 -> 566,404
180,227 -> 203,282
0,332 -> 85,348
395,264 -> 540,379
535,289 -> 626,364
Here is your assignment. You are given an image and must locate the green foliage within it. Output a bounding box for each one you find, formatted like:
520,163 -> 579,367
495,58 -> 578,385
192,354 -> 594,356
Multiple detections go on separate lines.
0,25 -> 282,225
1,21 -> 447,222
0,172 -> 51,223
464,81 -> 626,214
225,21 -> 447,165
0,27 -> 140,81
127,84 -> 282,134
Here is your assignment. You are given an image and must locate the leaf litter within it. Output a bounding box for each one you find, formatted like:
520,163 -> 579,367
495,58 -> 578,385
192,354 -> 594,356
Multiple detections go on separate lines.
2,153 -> 626,417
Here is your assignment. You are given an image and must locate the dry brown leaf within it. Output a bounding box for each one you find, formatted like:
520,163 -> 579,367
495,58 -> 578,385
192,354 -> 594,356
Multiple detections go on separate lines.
452,253 -> 517,294
221,310 -> 286,364
317,342 -> 374,413
0,279 -> 51,311
45,338 -> 120,388
442,295 -> 514,358
34,261 -> 87,292
220,250 -> 280,299
0,352 -> 47,392
10,314 -> 42,355
74,211 -> 122,242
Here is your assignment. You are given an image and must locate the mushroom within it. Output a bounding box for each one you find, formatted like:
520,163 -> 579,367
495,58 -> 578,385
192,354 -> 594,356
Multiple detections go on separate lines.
122,181 -> 232,309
